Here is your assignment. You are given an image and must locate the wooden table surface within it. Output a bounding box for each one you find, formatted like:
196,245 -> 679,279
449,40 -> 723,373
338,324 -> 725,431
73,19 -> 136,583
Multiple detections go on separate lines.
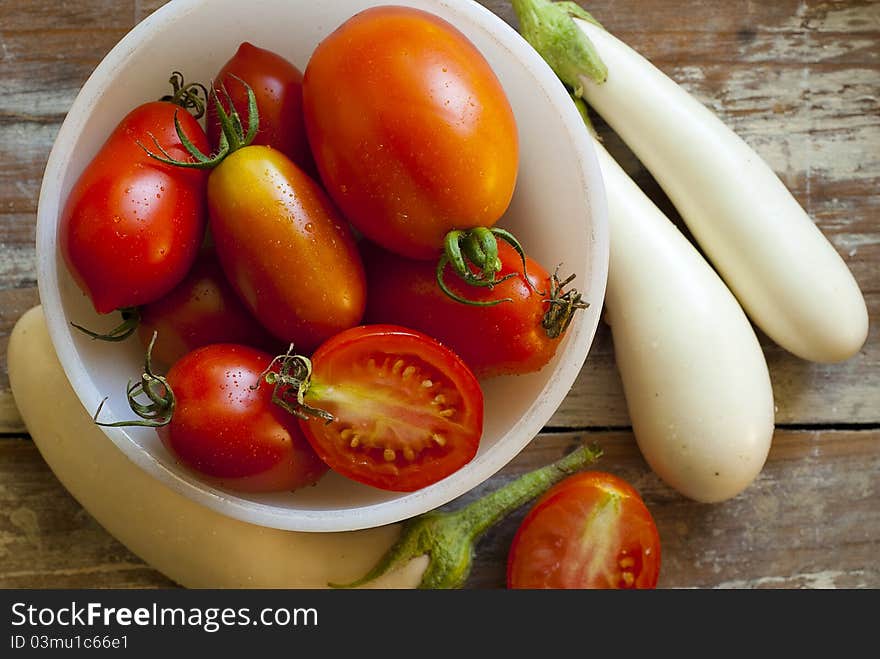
1,0 -> 877,589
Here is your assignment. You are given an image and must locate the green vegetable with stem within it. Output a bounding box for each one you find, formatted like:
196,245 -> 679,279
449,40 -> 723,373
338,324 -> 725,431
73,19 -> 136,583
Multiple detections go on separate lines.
333,443 -> 602,589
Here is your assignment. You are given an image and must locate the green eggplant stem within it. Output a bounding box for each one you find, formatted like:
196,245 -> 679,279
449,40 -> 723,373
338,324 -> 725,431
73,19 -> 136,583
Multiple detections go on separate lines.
510,0 -> 607,93
330,442 -> 603,589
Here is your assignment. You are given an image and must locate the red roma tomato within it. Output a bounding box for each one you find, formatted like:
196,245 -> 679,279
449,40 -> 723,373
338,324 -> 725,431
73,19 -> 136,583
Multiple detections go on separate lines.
363,242 -> 586,378
60,99 -> 208,314
207,145 -> 366,352
138,249 -> 278,366
160,344 -> 328,493
303,6 -> 519,260
507,472 -> 661,589
285,325 -> 483,492
207,42 -> 315,174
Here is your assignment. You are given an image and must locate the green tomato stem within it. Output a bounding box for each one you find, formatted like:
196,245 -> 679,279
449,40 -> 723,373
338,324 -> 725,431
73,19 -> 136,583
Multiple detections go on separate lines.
139,76 -> 260,170
159,71 -> 209,119
71,306 -> 140,342
93,331 -> 176,429
330,442 -> 603,589
436,227 -> 539,306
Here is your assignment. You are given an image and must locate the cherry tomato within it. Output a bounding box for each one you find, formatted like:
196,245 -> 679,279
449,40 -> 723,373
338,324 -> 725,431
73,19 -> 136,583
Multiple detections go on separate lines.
137,248 -> 278,366
60,95 -> 208,314
159,343 -> 328,493
363,242 -> 586,378
507,472 -> 661,589
281,325 -> 483,492
207,145 -> 366,352
207,42 -> 315,174
303,5 -> 519,260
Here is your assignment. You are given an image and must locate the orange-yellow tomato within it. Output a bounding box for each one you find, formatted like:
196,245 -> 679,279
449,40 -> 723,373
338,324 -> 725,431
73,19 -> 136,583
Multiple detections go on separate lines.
303,5 -> 519,260
207,146 -> 366,352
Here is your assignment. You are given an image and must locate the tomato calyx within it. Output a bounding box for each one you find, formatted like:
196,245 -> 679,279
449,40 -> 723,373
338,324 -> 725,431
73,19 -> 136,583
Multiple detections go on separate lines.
158,70 -> 210,120
71,306 -> 141,343
140,76 -> 259,170
542,268 -> 589,339
438,227 -> 540,306
254,345 -> 335,424
330,442 -> 603,589
93,331 -> 176,429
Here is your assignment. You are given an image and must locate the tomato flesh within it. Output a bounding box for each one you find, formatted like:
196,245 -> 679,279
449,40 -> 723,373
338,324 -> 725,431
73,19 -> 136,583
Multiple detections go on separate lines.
507,472 -> 661,589
298,325 -> 483,491
161,344 -> 328,493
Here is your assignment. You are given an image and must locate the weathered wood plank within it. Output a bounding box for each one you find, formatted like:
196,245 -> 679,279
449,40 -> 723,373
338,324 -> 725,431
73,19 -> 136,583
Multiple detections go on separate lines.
0,30 -> 132,122
0,0 -> 134,31
483,0 -> 880,37
0,438 -> 173,588
1,428 -> 876,588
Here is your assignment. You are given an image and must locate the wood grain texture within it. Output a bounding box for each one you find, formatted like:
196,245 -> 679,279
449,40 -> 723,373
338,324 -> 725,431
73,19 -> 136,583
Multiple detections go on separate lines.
0,0 -> 877,588
1,429 -> 876,589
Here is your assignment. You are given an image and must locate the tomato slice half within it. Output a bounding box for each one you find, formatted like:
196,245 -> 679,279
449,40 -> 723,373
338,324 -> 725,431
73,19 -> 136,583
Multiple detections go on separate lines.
298,325 -> 484,492
507,471 -> 661,589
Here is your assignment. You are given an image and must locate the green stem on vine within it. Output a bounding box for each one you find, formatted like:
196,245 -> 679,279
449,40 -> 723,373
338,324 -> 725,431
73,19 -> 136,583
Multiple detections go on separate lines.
93,331 -> 176,429
252,345 -> 335,424
436,226 -> 539,306
159,71 -> 209,119
542,267 -> 589,339
71,307 -> 140,342
330,442 -> 603,589
139,75 -> 260,170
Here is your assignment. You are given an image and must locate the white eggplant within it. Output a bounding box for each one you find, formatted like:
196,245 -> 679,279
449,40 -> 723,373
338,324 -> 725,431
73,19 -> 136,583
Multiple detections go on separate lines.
597,139 -> 775,502
514,0 -> 868,363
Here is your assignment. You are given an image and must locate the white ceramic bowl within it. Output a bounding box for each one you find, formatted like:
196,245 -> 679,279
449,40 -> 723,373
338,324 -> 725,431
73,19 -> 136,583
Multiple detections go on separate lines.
36,0 -> 608,532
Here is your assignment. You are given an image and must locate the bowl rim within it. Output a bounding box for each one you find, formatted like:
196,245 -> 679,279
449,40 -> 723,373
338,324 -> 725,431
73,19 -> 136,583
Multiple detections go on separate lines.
35,0 -> 609,532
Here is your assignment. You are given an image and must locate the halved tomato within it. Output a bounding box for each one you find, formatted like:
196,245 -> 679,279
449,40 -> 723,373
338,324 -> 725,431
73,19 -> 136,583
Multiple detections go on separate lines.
507,471 -> 661,589
287,325 -> 484,492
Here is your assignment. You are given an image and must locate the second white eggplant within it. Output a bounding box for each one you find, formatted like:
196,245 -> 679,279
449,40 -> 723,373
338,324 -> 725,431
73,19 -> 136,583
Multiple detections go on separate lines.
598,139 -> 775,503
